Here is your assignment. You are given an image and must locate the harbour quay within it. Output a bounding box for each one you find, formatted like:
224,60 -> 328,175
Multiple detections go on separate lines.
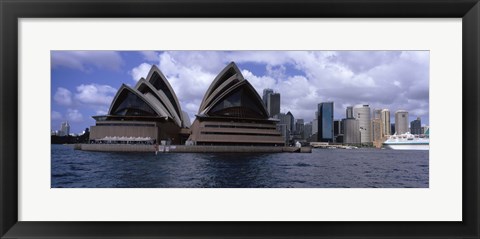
77,144 -> 311,153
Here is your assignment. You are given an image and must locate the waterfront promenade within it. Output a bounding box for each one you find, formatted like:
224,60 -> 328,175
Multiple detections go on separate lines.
78,144 -> 312,153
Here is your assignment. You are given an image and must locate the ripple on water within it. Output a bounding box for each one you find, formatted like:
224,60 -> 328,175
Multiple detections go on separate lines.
51,145 -> 429,188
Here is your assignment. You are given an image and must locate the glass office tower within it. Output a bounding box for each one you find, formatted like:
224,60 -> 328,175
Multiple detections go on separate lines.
317,102 -> 334,142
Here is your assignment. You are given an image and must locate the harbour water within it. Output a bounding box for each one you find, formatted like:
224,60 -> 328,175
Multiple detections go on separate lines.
51,144 -> 428,188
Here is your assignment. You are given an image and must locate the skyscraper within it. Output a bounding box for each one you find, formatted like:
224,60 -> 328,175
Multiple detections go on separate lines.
60,121 -> 70,136
381,109 -> 391,136
276,112 -> 293,144
353,104 -> 372,143
304,122 -> 312,140
286,111 -> 295,133
295,118 -> 305,138
262,88 -> 273,107
371,118 -> 382,143
312,111 -> 319,135
317,102 -> 334,142
410,117 -> 422,135
395,110 -> 409,134
373,109 -> 382,120
372,109 -> 383,142
267,93 -> 280,117
342,118 -> 361,144
346,106 -> 354,119
333,119 -> 343,143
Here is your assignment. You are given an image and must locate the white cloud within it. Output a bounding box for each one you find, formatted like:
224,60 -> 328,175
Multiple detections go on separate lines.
158,52 -> 217,109
130,63 -> 152,81
51,111 -> 62,120
241,70 -> 276,96
54,87 -> 73,106
140,51 -> 159,62
75,84 -> 117,106
128,50 -> 429,124
51,51 -> 124,72
96,110 -> 108,115
66,109 -> 83,122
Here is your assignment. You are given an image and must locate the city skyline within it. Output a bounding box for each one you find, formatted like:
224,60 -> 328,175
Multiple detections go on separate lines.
51,50 -> 429,134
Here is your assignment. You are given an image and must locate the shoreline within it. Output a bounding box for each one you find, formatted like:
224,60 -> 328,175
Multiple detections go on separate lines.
75,144 -> 312,153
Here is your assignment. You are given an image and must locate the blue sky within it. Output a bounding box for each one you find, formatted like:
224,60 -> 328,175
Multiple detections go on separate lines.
51,51 -> 429,134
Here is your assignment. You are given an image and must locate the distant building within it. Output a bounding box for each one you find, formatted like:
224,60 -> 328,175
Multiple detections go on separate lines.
276,113 -> 291,143
333,119 -> 343,135
262,89 -> 273,106
381,109 -> 391,136
267,93 -> 281,117
346,106 -> 354,119
295,119 -> 305,139
333,119 -> 343,143
312,111 -> 319,135
353,104 -> 372,143
286,111 -> 295,133
342,118 -> 361,144
371,118 -> 383,143
422,125 -> 430,135
59,121 -> 70,136
395,110 -> 409,134
391,123 -> 395,135
304,122 -> 313,140
373,109 -> 382,120
410,117 -> 422,135
317,102 -> 334,142
276,124 -> 289,145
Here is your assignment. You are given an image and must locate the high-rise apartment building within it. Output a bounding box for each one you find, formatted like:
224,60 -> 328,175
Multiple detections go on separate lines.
333,119 -> 343,143
395,110 -> 409,134
295,119 -> 305,137
342,118 -> 361,144
317,102 -> 334,142
381,109 -> 391,136
372,109 -> 383,141
267,93 -> 280,117
410,117 -> 422,135
285,111 -> 295,133
371,118 -> 382,142
304,122 -> 313,140
59,121 -> 70,136
346,106 -> 354,119
262,88 -> 273,107
353,104 -> 372,143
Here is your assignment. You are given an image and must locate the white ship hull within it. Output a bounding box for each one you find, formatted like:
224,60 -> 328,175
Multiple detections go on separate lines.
383,143 -> 429,150
383,132 -> 429,150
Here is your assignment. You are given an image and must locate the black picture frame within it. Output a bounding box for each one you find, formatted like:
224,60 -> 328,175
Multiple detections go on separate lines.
1,0 -> 479,238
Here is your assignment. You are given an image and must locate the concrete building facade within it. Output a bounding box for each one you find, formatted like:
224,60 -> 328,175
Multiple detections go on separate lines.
89,65 -> 190,145
304,122 -> 312,140
342,118 -> 361,144
267,93 -> 281,117
262,88 -> 273,107
395,110 -> 409,134
60,121 -> 70,136
353,104 -> 372,143
189,62 -> 284,146
381,109 -> 391,136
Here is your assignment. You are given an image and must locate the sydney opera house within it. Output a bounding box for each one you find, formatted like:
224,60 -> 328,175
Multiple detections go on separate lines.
89,65 -> 191,145
88,62 -> 285,147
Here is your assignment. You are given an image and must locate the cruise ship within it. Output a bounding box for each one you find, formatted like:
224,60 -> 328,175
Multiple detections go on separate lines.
382,131 -> 429,150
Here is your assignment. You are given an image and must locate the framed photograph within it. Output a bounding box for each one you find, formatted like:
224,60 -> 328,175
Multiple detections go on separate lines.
1,0 -> 479,238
